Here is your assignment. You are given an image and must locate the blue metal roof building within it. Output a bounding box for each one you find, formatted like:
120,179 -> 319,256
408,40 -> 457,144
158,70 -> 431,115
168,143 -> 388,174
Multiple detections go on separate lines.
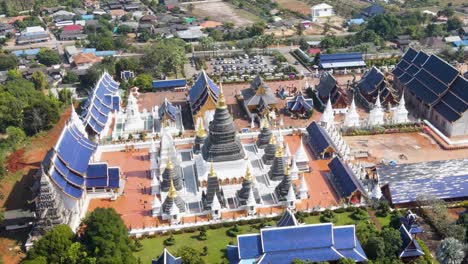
328,157 -> 366,204
392,48 -> 468,137
306,121 -> 338,159
319,53 -> 366,69
399,225 -> 425,259
286,93 -> 313,113
152,79 -> 187,90
152,248 -> 182,264
12,48 -> 40,57
377,158 -> 468,206
226,223 -> 367,263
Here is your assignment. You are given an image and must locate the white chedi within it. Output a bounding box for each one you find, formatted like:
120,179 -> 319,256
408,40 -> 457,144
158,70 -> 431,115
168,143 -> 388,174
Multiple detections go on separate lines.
343,97 -> 360,128
124,92 -> 145,132
285,184 -> 297,209
320,98 -> 334,127
299,174 -> 308,199
152,195 -> 161,216
290,157 -> 300,180
392,94 -> 409,124
371,183 -> 382,200
367,95 -> 384,127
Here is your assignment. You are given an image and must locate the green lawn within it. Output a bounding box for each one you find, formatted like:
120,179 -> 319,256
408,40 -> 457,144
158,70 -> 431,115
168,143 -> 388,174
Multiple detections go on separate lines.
134,211 -> 367,263
376,214 -> 392,228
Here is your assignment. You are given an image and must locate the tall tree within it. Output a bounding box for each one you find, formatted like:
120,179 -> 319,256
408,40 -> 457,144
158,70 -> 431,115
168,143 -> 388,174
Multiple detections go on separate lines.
82,208 -> 137,264
176,246 -> 205,264
22,97 -> 60,135
436,238 -> 466,264
27,225 -> 74,263
142,39 -> 187,78
380,227 -> 403,258
31,71 -> 48,90
0,53 -> 18,71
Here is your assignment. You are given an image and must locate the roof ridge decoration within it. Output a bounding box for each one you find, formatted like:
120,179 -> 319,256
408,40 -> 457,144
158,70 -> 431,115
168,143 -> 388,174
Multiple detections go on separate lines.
245,165 -> 253,181
196,118 -> 207,138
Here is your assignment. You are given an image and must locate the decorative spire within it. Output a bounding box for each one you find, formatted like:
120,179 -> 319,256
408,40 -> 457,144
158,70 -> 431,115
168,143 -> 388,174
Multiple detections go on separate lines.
285,163 -> 290,176
344,96 -> 360,128
320,97 -> 334,126
246,187 -> 256,207
269,135 -> 277,145
168,176 -> 177,198
275,144 -> 283,158
167,158 -> 173,170
216,82 -> 227,109
196,118 -> 206,138
286,183 -> 296,203
245,166 -> 253,181
209,162 -> 216,178
299,174 -> 308,199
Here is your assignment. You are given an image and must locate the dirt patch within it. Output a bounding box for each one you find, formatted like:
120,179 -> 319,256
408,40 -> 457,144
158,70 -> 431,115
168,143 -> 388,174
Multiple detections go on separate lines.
0,108 -> 71,264
344,132 -> 468,165
191,1 -> 258,27
275,0 -> 311,15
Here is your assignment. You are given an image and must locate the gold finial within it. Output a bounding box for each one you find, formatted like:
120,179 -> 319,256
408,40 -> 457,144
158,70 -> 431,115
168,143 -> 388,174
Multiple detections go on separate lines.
166,158 -> 173,169
262,118 -> 270,129
168,176 -> 177,198
216,81 -> 227,109
285,163 -> 290,175
245,166 -> 253,181
269,135 -> 276,145
209,162 -> 216,178
196,119 -> 206,138
275,144 -> 283,158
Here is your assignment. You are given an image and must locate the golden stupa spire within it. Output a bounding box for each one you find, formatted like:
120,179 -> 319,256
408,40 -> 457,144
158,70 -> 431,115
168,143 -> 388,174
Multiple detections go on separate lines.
285,163 -> 290,175
262,118 -> 270,129
209,162 -> 216,178
245,166 -> 253,181
269,135 -> 277,145
166,158 -> 173,169
168,176 -> 177,198
216,81 -> 227,109
275,144 -> 283,158
196,119 -> 206,138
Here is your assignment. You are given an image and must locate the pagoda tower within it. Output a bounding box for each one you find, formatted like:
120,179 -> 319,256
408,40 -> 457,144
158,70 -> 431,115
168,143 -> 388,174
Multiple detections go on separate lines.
320,97 -> 334,127
285,184 -> 297,209
344,97 -> 360,128
237,166 -> 254,204
202,88 -> 245,162
245,187 -> 257,216
160,159 -> 183,192
211,192 -> 222,220
269,144 -> 286,181
392,94 -> 409,124
262,135 -> 277,165
256,118 -> 272,149
275,164 -> 295,201
193,117 -> 207,154
204,163 -> 224,210
152,195 -> 161,217
368,95 -> 384,126
161,177 -> 186,223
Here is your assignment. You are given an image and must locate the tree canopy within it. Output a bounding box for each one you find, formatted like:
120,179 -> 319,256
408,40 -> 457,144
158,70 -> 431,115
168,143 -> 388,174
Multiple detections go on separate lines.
82,208 -> 137,264
0,53 -> 18,71
142,39 -> 187,78
176,246 -> 205,264
436,237 -> 466,264
37,49 -> 61,66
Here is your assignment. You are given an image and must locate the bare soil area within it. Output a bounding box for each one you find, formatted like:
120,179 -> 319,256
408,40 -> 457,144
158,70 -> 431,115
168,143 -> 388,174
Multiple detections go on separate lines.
191,1 -> 259,27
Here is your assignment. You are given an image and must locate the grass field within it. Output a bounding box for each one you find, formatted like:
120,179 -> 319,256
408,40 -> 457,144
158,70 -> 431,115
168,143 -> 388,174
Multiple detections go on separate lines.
133,211 -> 366,263
275,0 -> 311,15
376,214 -> 392,228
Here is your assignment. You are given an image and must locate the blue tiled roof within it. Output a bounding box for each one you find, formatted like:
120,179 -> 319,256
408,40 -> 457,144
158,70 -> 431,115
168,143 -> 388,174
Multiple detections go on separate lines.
238,234 -> 262,259
188,72 -> 219,113
412,51 -> 429,67
414,69 -> 448,95
286,94 -> 313,111
108,168 -> 120,189
402,48 -> 418,62
406,78 -> 438,104
319,53 -> 365,69
152,79 -> 187,89
228,223 -> 367,264
328,157 -> 365,198
153,249 -> 182,264
86,163 -> 108,178
421,55 -> 459,85
12,48 -> 40,56
357,66 -> 384,94
82,73 -> 120,134
450,76 -> 468,102
262,224 -> 334,252
86,177 -> 108,188
277,209 -> 299,227
399,225 -> 425,258
306,121 -> 336,156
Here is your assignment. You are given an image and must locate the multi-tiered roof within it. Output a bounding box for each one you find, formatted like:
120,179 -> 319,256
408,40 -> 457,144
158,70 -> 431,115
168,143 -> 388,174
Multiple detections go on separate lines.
355,66 -> 398,110
188,71 -> 220,117
81,72 -> 120,135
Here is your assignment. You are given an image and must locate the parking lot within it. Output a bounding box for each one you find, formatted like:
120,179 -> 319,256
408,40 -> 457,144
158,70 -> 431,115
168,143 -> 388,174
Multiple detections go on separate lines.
205,55 -> 292,81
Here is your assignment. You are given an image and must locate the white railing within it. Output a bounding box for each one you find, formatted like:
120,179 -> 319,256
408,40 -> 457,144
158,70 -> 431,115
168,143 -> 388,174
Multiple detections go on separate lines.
424,120 -> 468,146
